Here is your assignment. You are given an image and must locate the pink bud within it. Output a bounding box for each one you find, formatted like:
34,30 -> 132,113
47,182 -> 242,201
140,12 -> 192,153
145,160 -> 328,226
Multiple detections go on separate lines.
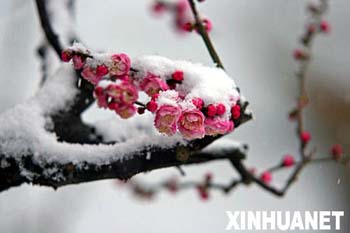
108,102 -> 119,111
216,103 -> 226,116
260,171 -> 272,184
320,20 -> 330,33
152,2 -> 167,14
61,50 -> 72,62
206,104 -> 217,117
94,87 -> 104,99
231,105 -> 241,120
172,70 -> 184,81
282,154 -> 295,167
300,131 -> 311,144
182,22 -> 193,32
197,185 -> 209,201
330,144 -> 343,160
146,100 -> 158,113
203,18 -> 212,32
192,98 -> 204,109
96,64 -> 109,77
293,49 -> 309,60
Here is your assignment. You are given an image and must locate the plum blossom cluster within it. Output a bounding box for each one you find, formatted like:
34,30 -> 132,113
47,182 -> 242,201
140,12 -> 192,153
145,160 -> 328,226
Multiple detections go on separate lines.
61,43 -> 242,140
151,0 -> 212,33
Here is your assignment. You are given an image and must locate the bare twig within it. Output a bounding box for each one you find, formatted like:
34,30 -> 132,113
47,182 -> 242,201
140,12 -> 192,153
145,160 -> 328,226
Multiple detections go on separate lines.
187,0 -> 224,69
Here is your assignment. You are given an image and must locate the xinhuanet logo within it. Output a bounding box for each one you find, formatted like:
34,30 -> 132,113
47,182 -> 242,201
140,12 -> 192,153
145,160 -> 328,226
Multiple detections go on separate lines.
225,211 -> 344,231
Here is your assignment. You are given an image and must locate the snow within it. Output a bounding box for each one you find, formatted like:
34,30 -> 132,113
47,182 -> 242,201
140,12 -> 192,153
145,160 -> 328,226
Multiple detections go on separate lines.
0,65 -> 187,171
132,55 -> 240,112
202,137 -> 248,156
0,44 -> 247,180
70,42 -> 242,121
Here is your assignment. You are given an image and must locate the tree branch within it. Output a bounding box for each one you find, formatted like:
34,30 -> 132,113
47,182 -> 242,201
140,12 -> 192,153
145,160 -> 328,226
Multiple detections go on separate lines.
187,0 -> 224,69
0,142 -> 246,192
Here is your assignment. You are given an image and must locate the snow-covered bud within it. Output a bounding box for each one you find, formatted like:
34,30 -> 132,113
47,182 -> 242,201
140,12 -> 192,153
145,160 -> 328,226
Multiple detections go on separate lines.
172,70 -> 184,82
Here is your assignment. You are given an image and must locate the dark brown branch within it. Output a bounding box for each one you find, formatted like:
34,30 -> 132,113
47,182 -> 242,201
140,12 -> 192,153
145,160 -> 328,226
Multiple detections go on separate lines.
35,0 -> 63,56
35,0 -> 95,118
187,0 -> 224,69
0,144 -> 246,192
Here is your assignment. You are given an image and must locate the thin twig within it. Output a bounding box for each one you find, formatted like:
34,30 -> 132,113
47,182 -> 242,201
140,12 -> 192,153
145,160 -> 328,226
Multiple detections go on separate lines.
187,0 -> 224,69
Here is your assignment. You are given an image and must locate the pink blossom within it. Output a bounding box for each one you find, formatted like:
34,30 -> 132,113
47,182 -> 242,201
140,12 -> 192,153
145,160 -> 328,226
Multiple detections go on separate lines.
81,66 -> 101,85
106,84 -> 123,100
94,87 -> 108,109
115,104 -> 136,119
110,53 -> 131,76
140,73 -> 169,97
120,81 -> 138,105
106,81 -> 138,105
72,55 -> 85,69
204,118 -> 234,136
154,105 -> 181,136
178,109 -> 205,139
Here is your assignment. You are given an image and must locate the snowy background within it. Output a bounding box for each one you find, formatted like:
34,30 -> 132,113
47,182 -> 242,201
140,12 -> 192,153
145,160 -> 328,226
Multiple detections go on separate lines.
0,0 -> 349,232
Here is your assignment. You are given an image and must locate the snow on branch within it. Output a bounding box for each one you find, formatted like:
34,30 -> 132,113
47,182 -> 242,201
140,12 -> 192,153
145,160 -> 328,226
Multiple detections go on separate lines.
0,51 -> 251,192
